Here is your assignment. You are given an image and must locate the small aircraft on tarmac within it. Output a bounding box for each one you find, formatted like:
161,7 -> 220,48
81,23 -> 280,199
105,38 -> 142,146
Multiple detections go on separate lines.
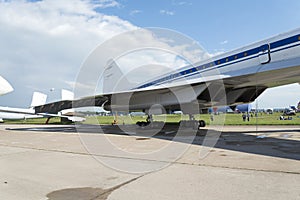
0,92 -> 47,122
0,84 -> 85,123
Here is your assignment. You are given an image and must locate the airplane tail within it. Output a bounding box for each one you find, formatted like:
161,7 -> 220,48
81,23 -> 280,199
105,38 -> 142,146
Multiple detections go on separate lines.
103,59 -> 134,93
30,92 -> 47,107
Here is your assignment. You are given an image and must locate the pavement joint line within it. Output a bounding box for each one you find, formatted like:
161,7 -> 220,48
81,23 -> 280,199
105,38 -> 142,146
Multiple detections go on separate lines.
187,162 -> 300,175
0,143 -> 171,165
1,143 -> 299,175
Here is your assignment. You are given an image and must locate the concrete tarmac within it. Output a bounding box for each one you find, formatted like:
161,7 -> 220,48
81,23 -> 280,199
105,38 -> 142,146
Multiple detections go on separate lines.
0,124 -> 299,200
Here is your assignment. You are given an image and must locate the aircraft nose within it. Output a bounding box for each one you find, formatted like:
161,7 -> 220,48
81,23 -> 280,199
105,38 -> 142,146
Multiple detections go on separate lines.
0,75 -> 14,96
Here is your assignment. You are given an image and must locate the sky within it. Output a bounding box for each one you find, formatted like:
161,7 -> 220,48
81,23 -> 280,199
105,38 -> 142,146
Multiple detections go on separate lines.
0,0 -> 300,109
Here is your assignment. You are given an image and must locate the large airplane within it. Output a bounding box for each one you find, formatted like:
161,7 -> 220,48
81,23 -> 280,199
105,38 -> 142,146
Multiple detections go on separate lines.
34,28 -> 300,129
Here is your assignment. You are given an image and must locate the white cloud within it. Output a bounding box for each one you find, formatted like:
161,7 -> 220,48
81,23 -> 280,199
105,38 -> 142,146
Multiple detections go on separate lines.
160,9 -> 175,16
220,40 -> 228,45
92,0 -> 120,9
172,1 -> 192,6
0,0 -> 135,106
130,9 -> 142,16
74,27 -> 210,95
0,0 -> 208,107
207,50 -> 224,57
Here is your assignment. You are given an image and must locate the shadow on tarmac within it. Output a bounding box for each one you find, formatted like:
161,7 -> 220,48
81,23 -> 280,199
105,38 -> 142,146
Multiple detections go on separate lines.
6,124 -> 300,160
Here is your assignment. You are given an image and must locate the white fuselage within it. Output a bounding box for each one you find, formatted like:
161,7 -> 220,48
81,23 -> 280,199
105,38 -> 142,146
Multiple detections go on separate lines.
136,28 -> 300,90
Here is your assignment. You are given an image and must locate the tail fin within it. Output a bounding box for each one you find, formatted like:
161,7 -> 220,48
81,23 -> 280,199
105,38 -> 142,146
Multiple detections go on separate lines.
103,59 -> 134,93
61,89 -> 74,100
30,92 -> 47,107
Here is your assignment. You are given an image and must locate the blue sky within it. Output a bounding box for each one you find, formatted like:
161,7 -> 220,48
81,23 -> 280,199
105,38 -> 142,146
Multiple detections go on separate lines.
101,0 -> 300,52
0,0 -> 300,108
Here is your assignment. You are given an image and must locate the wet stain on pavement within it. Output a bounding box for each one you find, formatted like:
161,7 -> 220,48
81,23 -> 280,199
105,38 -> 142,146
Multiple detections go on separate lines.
47,176 -> 143,200
47,187 -> 110,200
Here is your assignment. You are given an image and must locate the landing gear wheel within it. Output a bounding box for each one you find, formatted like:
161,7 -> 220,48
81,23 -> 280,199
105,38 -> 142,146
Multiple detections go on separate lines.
136,121 -> 150,127
199,120 -> 206,128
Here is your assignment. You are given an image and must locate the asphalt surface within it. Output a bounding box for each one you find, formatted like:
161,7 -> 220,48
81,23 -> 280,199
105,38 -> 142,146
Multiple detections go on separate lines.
0,124 -> 299,200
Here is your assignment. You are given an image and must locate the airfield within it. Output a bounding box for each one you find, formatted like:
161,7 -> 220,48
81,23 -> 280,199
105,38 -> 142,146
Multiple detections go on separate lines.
0,124 -> 299,200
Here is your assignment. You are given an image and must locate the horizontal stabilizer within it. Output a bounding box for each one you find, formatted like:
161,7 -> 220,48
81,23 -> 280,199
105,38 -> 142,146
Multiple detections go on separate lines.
30,92 -> 47,107
61,89 -> 74,100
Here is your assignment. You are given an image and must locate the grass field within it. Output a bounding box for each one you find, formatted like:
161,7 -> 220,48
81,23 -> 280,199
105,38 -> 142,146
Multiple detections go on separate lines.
85,112 -> 300,126
4,112 -> 299,126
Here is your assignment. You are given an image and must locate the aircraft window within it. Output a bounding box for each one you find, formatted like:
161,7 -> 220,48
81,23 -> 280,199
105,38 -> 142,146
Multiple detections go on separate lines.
244,52 -> 247,56
234,55 -> 238,59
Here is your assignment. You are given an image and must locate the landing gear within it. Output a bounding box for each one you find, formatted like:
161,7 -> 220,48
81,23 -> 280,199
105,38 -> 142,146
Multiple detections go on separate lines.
199,120 -> 206,128
136,121 -> 150,127
179,114 -> 206,129
136,114 -> 152,127
135,114 -> 206,129
136,114 -> 164,129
